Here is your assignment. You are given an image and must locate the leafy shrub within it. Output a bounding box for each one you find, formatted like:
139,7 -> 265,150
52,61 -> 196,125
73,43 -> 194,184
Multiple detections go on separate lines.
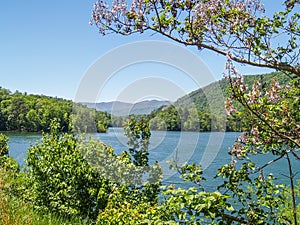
25,120 -> 110,219
0,133 -> 9,166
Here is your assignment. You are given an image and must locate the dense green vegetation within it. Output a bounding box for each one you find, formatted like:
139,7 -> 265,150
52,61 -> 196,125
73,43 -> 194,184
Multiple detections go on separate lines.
0,119 -> 162,224
149,105 -> 214,131
0,87 -> 111,133
0,132 -> 91,225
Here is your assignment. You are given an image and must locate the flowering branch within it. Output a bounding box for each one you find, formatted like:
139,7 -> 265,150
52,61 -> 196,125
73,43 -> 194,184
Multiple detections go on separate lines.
91,0 -> 300,76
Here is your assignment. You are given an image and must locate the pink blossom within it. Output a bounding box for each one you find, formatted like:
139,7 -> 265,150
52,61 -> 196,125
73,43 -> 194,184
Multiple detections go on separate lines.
251,127 -> 260,143
225,98 -> 236,116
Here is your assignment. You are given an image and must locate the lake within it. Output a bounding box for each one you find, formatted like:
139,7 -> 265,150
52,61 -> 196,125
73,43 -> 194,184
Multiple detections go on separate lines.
6,128 -> 296,190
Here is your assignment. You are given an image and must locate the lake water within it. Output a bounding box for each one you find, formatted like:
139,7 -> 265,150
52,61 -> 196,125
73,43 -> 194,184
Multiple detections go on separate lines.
6,128 -> 297,190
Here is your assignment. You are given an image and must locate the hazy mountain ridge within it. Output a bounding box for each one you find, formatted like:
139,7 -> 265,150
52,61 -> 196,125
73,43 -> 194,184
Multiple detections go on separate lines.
81,100 -> 171,116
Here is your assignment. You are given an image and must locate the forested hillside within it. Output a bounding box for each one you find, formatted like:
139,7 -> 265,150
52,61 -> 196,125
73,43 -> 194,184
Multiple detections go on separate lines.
0,87 -> 111,132
149,72 -> 291,132
176,71 -> 291,111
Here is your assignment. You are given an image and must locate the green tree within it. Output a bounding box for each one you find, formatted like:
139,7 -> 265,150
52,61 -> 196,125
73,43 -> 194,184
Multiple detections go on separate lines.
0,88 -> 10,131
7,96 -> 28,131
124,117 -> 151,167
25,120 -> 108,219
95,118 -> 162,224
26,109 -> 41,132
0,133 -> 9,166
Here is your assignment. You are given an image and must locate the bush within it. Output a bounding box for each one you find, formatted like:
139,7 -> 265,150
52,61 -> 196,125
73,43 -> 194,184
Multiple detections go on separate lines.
0,133 -> 9,167
25,120 -> 110,219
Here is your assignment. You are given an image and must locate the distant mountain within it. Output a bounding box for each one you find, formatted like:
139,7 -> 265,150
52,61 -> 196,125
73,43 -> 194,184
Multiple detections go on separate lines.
81,100 -> 171,116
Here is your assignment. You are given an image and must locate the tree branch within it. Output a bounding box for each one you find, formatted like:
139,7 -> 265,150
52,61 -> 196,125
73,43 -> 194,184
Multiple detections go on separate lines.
286,153 -> 298,225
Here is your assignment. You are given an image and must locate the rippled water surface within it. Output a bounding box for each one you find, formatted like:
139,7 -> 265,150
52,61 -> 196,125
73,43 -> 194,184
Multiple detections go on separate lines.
6,128 -> 296,189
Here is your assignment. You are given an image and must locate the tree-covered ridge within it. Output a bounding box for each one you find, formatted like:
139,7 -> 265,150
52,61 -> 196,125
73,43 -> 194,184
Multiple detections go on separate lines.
149,105 -> 214,131
177,71 -> 291,112
0,87 -> 111,132
148,72 -> 292,132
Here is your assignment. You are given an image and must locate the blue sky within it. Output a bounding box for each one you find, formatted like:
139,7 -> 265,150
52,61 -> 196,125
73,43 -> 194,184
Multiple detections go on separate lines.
0,1 -> 282,102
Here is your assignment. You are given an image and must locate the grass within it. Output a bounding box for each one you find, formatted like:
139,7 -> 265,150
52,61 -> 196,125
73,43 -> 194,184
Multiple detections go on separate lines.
0,167 -> 92,225
0,194 -> 92,225
0,189 -> 94,225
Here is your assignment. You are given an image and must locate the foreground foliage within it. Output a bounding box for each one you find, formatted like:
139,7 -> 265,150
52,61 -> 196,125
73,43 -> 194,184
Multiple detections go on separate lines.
1,118 -> 300,224
0,133 -> 92,225
25,120 -> 107,219
90,0 -> 300,223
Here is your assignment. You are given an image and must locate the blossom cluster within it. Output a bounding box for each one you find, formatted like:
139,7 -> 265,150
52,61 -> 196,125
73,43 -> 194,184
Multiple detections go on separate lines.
192,0 -> 264,34
224,55 -> 300,164
230,142 -> 244,158
229,131 -> 252,159
90,0 -> 265,39
224,56 -> 284,116
91,0 -> 146,34
248,80 -> 262,104
266,78 -> 281,103
250,127 -> 260,143
225,98 -> 236,116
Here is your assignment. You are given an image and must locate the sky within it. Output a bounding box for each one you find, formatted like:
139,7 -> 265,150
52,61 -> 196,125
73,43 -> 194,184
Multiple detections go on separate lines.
0,0 -> 283,103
